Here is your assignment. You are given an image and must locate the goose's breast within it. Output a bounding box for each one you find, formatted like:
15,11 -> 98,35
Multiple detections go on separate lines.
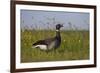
48,41 -> 56,50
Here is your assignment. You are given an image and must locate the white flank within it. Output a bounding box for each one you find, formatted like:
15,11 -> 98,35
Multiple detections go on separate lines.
34,45 -> 47,50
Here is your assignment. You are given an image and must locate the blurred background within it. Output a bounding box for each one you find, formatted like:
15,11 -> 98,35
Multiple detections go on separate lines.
21,10 -> 89,31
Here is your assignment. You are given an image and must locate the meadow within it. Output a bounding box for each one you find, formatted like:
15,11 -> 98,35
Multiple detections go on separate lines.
21,29 -> 89,63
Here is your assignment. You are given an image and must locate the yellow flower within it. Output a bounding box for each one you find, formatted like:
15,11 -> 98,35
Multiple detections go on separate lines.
63,40 -> 66,42
79,40 -> 80,43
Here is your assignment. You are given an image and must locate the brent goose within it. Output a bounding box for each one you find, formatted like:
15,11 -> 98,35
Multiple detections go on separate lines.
32,24 -> 63,51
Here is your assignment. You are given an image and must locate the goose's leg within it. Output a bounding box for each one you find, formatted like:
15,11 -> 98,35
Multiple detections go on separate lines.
45,50 -> 50,54
52,48 -> 56,54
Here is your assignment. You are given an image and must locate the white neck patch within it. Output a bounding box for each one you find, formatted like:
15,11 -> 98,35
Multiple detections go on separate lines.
56,30 -> 59,32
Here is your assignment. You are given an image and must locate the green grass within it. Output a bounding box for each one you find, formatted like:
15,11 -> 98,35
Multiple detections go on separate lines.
21,30 -> 89,63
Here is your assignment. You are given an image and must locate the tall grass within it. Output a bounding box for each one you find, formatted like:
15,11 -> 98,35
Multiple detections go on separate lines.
21,30 -> 89,63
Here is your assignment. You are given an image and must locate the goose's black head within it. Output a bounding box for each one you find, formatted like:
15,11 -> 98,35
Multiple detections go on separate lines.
56,24 -> 63,30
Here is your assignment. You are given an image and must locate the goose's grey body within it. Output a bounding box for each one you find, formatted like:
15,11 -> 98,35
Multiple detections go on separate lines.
32,24 -> 63,51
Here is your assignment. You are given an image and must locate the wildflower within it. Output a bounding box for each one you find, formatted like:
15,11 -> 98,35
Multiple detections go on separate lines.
79,40 -> 80,43
64,40 -> 66,42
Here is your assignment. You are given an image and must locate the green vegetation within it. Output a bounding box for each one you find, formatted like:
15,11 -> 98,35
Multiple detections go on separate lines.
21,30 -> 89,63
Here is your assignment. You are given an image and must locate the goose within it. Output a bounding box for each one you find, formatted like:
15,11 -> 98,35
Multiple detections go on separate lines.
32,24 -> 63,51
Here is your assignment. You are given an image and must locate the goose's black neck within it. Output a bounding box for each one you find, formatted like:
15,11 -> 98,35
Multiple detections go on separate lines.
56,30 -> 61,38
